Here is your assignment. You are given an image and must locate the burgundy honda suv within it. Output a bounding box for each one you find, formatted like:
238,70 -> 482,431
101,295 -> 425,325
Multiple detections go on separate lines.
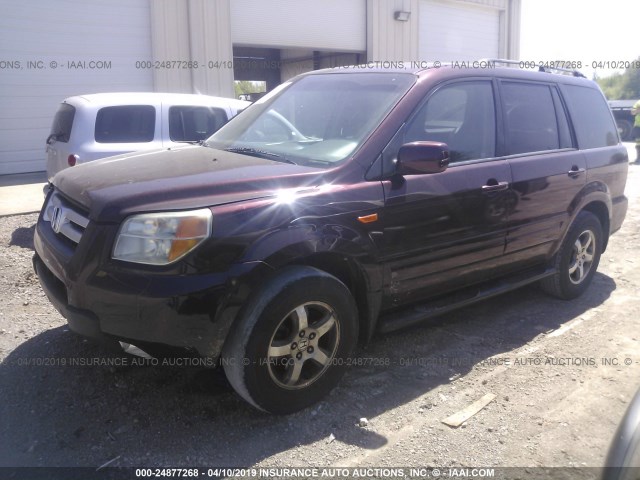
34,62 -> 628,414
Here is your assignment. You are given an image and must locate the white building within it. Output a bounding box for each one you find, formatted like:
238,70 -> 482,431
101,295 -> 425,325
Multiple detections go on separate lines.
0,0 -> 521,175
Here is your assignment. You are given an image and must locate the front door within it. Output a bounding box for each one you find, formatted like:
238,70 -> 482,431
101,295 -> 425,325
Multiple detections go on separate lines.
379,79 -> 513,308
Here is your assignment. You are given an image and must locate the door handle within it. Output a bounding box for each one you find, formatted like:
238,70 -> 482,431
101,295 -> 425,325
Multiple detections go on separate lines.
482,181 -> 509,193
567,167 -> 585,178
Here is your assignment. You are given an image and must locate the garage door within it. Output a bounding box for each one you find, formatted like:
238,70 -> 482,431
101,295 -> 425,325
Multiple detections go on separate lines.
231,0 -> 366,52
0,0 -> 154,175
419,0 -> 500,62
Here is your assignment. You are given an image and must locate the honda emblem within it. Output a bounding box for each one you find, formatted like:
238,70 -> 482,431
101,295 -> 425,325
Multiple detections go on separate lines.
51,206 -> 63,234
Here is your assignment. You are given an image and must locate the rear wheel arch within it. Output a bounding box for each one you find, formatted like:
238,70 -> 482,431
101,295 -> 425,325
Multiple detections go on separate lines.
541,210 -> 604,299
566,187 -> 611,253
581,201 -> 611,252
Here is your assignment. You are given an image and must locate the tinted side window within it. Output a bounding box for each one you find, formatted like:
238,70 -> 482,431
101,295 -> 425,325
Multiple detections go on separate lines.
95,105 -> 155,143
169,106 -> 228,142
562,85 -> 618,149
403,81 -> 496,163
502,82 -> 559,155
50,104 -> 75,143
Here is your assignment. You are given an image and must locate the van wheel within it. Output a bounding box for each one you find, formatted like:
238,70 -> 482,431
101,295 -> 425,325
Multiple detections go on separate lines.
222,266 -> 358,414
540,211 -> 603,300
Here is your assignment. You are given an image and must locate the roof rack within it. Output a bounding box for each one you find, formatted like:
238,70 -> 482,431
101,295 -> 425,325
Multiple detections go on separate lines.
480,58 -> 586,78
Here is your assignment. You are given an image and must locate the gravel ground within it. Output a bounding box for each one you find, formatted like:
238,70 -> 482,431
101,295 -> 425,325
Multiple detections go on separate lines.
0,166 -> 639,475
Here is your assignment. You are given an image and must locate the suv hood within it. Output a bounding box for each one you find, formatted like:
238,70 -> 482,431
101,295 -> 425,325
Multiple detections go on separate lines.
53,145 -> 321,222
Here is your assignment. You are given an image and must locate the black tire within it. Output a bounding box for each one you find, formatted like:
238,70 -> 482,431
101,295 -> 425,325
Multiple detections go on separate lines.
222,266 -> 358,414
616,119 -> 633,141
540,211 -> 603,300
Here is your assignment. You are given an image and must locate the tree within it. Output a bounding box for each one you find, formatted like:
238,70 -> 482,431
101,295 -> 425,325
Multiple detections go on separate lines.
234,80 -> 265,98
596,57 -> 640,100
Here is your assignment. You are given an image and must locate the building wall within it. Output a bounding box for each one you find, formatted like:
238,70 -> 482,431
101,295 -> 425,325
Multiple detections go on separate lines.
367,0 -> 421,62
149,0 -> 191,93
420,0 -> 501,61
367,0 -> 520,63
0,0 -> 154,175
0,0 -> 521,175
151,0 -> 521,94
230,0 -> 367,52
149,0 -> 235,98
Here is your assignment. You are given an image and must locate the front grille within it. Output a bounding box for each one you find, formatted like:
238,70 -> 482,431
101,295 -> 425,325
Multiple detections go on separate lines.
42,192 -> 89,245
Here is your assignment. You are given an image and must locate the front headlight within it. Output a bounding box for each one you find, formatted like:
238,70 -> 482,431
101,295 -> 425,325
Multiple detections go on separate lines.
112,209 -> 212,265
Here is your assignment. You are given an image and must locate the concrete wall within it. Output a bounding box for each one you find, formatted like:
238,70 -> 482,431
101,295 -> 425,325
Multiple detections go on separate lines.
150,0 -> 235,97
367,0 -> 520,63
150,0 -> 521,95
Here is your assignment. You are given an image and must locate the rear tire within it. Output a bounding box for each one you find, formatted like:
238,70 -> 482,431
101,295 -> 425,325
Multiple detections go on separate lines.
222,266 -> 358,414
540,211 -> 603,300
616,119 -> 633,141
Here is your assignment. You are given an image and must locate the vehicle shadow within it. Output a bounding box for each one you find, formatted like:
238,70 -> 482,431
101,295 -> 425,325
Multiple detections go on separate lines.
0,272 -> 617,468
9,225 -> 35,250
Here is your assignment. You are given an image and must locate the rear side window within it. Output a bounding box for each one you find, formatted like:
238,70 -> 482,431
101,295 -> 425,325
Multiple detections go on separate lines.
169,106 -> 228,142
50,104 -> 75,143
95,105 -> 155,143
502,82 -> 560,155
562,85 -> 618,149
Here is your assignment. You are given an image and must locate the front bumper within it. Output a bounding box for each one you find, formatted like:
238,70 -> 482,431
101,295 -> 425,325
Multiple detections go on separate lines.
33,214 -> 270,359
34,254 -> 105,340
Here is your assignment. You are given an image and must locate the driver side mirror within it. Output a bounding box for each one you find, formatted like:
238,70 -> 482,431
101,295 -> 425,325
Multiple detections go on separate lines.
396,141 -> 450,175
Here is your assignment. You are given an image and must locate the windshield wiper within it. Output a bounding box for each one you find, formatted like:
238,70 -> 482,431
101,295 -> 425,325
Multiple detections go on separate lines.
305,158 -> 332,166
224,147 -> 296,164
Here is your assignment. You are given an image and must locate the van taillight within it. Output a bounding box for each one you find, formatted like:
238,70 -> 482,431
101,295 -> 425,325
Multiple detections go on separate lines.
68,154 -> 78,166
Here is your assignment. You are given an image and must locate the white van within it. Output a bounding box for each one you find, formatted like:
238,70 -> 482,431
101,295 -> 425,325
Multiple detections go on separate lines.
45,92 -> 250,181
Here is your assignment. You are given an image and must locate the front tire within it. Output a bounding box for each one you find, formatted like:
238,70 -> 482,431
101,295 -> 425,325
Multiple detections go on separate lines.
222,266 -> 358,414
540,211 -> 603,300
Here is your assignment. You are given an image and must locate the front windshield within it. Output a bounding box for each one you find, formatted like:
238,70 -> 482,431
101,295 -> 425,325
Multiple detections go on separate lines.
206,72 -> 415,168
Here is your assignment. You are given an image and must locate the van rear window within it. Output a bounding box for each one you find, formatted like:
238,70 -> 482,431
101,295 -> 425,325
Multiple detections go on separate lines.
50,103 -> 75,143
169,106 -> 228,142
95,105 -> 155,143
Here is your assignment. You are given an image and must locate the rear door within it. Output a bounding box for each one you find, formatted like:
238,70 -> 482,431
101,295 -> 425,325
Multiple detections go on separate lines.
380,79 -> 513,308
499,80 -> 587,265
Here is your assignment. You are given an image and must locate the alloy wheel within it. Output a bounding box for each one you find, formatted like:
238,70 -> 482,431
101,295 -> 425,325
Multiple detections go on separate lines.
267,302 -> 340,390
568,229 -> 596,285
